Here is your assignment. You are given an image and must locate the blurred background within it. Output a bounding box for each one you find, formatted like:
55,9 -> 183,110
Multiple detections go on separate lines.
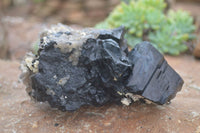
0,0 -> 200,60
0,1 -> 200,133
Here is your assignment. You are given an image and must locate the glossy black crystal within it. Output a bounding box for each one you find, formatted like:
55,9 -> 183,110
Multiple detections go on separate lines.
21,24 -> 183,111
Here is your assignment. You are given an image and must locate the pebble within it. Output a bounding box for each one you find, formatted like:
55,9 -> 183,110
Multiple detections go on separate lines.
191,111 -> 199,118
104,122 -> 111,126
32,121 -> 38,128
54,123 -> 59,127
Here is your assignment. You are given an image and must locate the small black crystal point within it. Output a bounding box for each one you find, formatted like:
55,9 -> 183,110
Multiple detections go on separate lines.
21,24 -> 183,111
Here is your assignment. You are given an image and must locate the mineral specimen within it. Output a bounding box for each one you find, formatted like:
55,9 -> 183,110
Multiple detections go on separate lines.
20,24 -> 183,111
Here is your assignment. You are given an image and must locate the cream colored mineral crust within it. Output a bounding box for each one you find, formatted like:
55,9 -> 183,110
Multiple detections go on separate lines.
40,23 -> 101,65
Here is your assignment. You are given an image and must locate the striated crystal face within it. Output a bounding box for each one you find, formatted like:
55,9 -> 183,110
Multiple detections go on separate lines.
21,24 -> 183,111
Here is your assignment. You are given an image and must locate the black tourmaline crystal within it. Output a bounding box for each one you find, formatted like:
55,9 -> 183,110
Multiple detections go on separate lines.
21,24 -> 183,111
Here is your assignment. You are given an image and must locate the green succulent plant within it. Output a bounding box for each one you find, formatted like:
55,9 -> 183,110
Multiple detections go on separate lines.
33,0 -> 46,3
95,0 -> 196,55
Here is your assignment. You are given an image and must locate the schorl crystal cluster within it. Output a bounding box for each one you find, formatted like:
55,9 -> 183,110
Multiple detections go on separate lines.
21,24 -> 183,111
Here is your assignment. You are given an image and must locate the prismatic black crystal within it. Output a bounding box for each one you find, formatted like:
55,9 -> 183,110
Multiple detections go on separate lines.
20,24 -> 183,111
